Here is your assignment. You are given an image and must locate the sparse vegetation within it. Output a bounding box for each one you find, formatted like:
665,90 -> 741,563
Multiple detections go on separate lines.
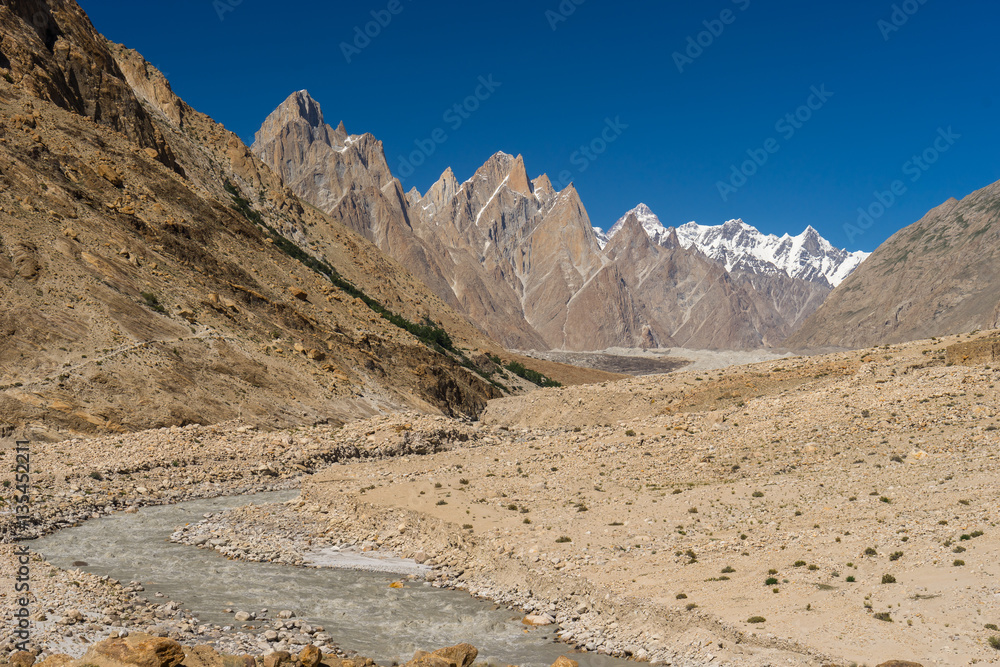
503,360 -> 562,388
140,292 -> 166,313
747,616 -> 766,624
225,180 -> 459,355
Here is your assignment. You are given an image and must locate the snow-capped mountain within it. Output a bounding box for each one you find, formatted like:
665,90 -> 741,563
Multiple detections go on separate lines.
598,203 -> 676,248
603,205 -> 869,287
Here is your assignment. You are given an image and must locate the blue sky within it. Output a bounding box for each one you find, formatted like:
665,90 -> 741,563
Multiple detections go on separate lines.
80,0 -> 999,252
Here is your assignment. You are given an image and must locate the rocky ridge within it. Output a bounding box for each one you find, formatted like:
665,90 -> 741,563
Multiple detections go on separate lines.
0,2 -> 621,439
254,94 -> 845,351
788,178 -> 1000,349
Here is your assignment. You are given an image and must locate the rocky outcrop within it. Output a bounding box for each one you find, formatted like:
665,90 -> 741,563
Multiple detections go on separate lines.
788,179 -> 1000,349
0,0 -> 181,172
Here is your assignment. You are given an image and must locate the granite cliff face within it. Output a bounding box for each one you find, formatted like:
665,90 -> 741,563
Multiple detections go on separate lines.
0,2 -> 625,439
256,92 -> 843,351
788,179 -> 1000,349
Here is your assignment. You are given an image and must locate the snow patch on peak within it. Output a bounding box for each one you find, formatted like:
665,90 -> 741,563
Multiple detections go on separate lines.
603,207 -> 868,287
606,204 -> 673,247
676,218 -> 868,287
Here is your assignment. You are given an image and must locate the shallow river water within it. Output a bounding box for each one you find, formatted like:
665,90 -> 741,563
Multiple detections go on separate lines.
28,492 -> 627,667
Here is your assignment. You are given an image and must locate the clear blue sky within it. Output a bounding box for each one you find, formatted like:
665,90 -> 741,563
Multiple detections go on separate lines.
79,0 -> 999,252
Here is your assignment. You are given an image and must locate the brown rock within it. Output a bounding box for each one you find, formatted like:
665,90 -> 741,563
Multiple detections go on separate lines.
261,652 -> 291,667
8,651 -> 36,667
181,645 -> 223,667
550,658 -> 579,667
298,646 -> 321,667
98,163 -> 125,188
403,651 -> 453,667
431,644 -> 477,667
35,655 -> 73,667
89,634 -> 185,667
290,288 -> 308,301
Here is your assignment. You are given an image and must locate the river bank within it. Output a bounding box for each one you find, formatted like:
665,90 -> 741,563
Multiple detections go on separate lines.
174,336 -> 1000,667
0,416 -> 480,659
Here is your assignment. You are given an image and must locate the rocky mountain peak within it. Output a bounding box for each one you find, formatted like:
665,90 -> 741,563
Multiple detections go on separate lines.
255,90 -> 333,148
508,154 -> 533,197
605,203 -> 674,247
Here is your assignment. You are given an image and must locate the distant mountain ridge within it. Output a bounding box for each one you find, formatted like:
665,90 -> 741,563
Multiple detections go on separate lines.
600,205 -> 869,288
788,179 -> 1000,348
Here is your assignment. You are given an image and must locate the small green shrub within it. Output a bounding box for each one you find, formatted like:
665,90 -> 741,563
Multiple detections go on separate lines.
436,500 -> 447,506
989,636 -> 1000,651
846,576 -> 856,582
140,292 -> 165,313
752,491 -> 764,498
747,616 -> 766,623
954,559 -> 966,566
555,536 -> 572,543
881,574 -> 897,584
625,429 -> 636,437
889,551 -> 903,561
864,547 -> 878,556
873,612 -> 892,622
765,577 -> 779,586
721,566 -> 736,573
675,593 -> 687,600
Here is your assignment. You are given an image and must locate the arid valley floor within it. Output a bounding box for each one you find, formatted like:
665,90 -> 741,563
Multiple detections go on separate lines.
3,331 -> 1000,667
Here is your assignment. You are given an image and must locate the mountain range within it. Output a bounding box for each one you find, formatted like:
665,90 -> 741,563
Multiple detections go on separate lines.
253,91 -> 864,351
3,0 -> 999,445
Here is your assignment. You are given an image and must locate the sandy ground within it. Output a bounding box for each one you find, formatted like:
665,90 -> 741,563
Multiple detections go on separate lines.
5,330 -> 1000,667
185,331 -> 1000,667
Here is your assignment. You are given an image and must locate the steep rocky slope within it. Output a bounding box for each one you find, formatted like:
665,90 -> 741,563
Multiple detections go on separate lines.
788,179 -> 1000,349
255,93 -> 830,351
0,1 -> 617,440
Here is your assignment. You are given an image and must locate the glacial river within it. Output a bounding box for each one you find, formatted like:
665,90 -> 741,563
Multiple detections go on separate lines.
28,492 -> 627,667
